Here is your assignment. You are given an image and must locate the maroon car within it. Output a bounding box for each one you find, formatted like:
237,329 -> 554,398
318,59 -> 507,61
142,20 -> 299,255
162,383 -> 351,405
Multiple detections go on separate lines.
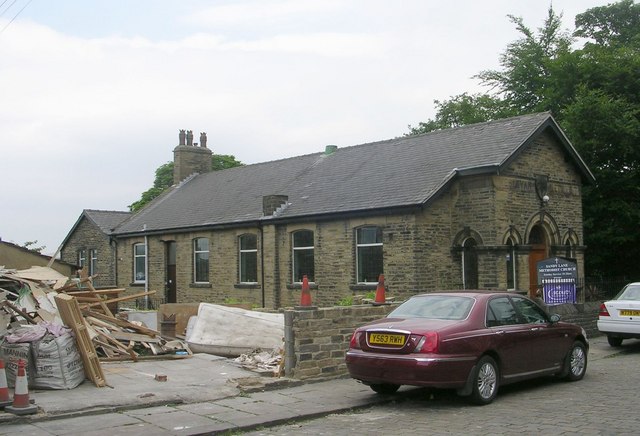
345,292 -> 588,405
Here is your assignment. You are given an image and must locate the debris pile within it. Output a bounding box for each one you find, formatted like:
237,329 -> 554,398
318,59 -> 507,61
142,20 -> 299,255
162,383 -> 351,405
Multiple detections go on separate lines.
234,347 -> 284,377
0,266 -> 191,389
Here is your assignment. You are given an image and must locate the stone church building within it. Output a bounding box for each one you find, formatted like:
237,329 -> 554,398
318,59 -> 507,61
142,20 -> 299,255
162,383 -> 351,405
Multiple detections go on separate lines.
60,113 -> 594,309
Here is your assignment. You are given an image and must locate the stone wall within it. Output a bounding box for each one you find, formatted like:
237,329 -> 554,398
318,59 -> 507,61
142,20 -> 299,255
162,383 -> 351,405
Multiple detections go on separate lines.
284,302 -> 602,380
60,217 -> 116,288
284,304 -> 397,379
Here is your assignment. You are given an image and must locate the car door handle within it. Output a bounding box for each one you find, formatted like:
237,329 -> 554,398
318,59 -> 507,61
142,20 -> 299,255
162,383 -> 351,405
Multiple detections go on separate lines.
530,327 -> 541,331
495,330 -> 505,335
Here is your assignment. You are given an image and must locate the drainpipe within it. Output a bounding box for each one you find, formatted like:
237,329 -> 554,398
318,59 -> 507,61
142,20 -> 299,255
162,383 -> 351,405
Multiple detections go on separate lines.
259,224 -> 265,308
144,225 -> 149,310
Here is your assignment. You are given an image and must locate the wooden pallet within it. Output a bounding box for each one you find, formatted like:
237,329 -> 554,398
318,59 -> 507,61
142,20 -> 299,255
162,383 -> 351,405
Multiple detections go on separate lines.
54,293 -> 107,387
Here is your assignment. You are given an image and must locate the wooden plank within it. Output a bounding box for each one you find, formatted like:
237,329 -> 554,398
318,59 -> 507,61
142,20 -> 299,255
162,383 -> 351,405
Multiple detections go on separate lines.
110,331 -> 162,343
84,310 -> 160,337
54,293 -> 107,387
66,289 -> 124,296
99,353 -> 192,362
2,300 -> 38,324
95,331 -> 139,360
85,280 -> 114,317
86,316 -> 123,332
84,290 -> 157,308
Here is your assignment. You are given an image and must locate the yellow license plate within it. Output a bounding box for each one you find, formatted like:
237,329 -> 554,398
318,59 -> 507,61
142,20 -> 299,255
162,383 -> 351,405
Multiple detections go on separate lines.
369,333 -> 405,346
620,310 -> 640,316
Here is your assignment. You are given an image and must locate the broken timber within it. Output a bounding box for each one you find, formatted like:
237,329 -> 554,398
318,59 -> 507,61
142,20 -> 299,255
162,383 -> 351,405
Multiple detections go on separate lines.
54,293 -> 107,387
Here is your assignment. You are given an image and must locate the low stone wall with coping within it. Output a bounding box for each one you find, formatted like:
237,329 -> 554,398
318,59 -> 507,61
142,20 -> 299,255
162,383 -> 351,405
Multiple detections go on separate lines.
283,304 -> 397,379
283,302 -> 602,380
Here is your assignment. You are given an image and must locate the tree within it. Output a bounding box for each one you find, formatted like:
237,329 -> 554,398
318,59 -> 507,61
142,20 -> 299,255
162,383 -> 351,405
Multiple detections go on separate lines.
22,240 -> 45,253
407,1 -> 640,278
475,6 -> 574,114
129,154 -> 244,212
407,93 -> 513,135
573,0 -> 640,47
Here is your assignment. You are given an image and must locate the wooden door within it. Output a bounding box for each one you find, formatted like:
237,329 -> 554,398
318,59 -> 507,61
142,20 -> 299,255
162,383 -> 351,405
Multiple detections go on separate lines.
528,225 -> 547,298
166,241 -> 177,303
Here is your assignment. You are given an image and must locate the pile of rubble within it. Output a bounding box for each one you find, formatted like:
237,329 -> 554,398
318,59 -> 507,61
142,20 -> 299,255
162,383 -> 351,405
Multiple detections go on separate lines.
0,266 -> 191,389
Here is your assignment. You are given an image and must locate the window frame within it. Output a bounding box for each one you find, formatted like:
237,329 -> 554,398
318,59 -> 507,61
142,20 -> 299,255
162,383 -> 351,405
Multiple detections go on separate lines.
78,249 -> 87,269
292,230 -> 315,283
506,238 -> 516,291
356,226 -> 383,284
193,237 -> 210,284
89,248 -> 98,276
462,237 -> 478,290
133,243 -> 146,284
238,234 -> 258,284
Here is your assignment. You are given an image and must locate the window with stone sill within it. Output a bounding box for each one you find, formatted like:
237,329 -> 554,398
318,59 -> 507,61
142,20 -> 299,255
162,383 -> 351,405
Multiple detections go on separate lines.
78,249 -> 86,270
356,226 -> 383,284
133,243 -> 146,284
292,230 -> 315,283
193,237 -> 209,283
89,248 -> 98,276
239,234 -> 258,284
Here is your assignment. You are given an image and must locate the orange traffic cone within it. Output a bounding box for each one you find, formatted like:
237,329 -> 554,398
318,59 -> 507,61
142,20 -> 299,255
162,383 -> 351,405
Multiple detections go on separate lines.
300,275 -> 312,307
374,274 -> 387,304
5,359 -> 37,415
0,358 -> 11,408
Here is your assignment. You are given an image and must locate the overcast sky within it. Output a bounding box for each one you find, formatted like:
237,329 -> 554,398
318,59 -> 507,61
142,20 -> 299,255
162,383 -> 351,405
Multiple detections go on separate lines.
0,0 -> 611,257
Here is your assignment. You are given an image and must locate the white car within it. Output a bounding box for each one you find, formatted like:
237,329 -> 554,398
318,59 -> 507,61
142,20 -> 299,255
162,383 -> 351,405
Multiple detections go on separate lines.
598,282 -> 640,346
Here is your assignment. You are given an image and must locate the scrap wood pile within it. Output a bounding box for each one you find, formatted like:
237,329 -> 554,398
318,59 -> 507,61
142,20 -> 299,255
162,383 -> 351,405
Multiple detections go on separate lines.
0,266 -> 191,388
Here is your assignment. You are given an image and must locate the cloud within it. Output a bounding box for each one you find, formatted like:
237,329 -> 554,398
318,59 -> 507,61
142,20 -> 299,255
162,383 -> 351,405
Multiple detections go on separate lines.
0,0 -> 610,255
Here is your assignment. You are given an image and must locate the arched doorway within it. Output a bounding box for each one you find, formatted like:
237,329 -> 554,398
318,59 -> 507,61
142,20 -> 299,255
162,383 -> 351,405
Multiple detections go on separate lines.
528,225 -> 548,298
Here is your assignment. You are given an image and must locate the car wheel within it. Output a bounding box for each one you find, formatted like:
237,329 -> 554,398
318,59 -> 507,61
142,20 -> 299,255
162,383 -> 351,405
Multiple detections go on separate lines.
369,383 -> 400,395
470,356 -> 498,405
563,341 -> 587,381
607,335 -> 623,347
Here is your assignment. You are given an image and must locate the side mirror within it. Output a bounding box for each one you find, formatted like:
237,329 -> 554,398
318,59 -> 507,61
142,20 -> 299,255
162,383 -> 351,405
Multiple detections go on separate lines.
550,313 -> 561,323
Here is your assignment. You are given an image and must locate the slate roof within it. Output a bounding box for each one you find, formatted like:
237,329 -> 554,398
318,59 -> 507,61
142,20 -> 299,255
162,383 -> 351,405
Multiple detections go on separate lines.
60,209 -> 132,249
84,210 -> 132,234
113,112 -> 594,236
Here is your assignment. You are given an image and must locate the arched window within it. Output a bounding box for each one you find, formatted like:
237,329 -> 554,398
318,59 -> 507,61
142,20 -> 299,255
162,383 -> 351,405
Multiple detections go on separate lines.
239,234 -> 258,283
292,230 -> 314,282
506,238 -> 516,290
357,226 -> 383,283
193,237 -> 209,283
462,238 -> 478,289
564,239 -> 576,262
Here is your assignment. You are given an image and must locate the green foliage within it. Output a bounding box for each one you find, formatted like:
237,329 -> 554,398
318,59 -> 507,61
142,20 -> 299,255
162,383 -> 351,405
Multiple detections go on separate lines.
408,1 -> 640,277
574,0 -> 640,47
336,296 -> 353,306
129,154 -> 244,212
475,6 -> 574,113
22,240 -> 45,253
407,93 -> 514,135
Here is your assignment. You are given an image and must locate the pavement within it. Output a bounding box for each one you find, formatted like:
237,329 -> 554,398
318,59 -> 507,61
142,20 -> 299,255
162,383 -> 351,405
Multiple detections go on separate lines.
0,335 -> 617,435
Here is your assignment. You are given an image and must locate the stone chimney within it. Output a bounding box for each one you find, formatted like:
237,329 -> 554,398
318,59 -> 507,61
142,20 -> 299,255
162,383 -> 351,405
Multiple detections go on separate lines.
173,129 -> 213,184
263,195 -> 289,216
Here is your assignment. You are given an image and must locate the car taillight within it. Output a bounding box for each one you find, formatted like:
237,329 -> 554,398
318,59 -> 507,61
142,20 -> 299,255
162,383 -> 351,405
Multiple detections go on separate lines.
414,332 -> 438,353
349,331 -> 362,349
599,304 -> 610,317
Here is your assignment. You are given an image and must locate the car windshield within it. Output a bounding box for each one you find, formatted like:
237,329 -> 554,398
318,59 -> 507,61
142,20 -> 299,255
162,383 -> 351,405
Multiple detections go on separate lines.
388,295 -> 474,320
616,284 -> 640,301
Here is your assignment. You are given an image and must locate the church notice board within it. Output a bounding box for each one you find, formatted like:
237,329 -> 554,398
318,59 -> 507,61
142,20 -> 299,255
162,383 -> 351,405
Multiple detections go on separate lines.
537,257 -> 577,305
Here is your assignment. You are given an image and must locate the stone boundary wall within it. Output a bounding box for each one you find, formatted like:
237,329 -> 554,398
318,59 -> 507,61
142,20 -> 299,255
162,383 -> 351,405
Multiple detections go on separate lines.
284,304 -> 397,379
283,302 -> 602,380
